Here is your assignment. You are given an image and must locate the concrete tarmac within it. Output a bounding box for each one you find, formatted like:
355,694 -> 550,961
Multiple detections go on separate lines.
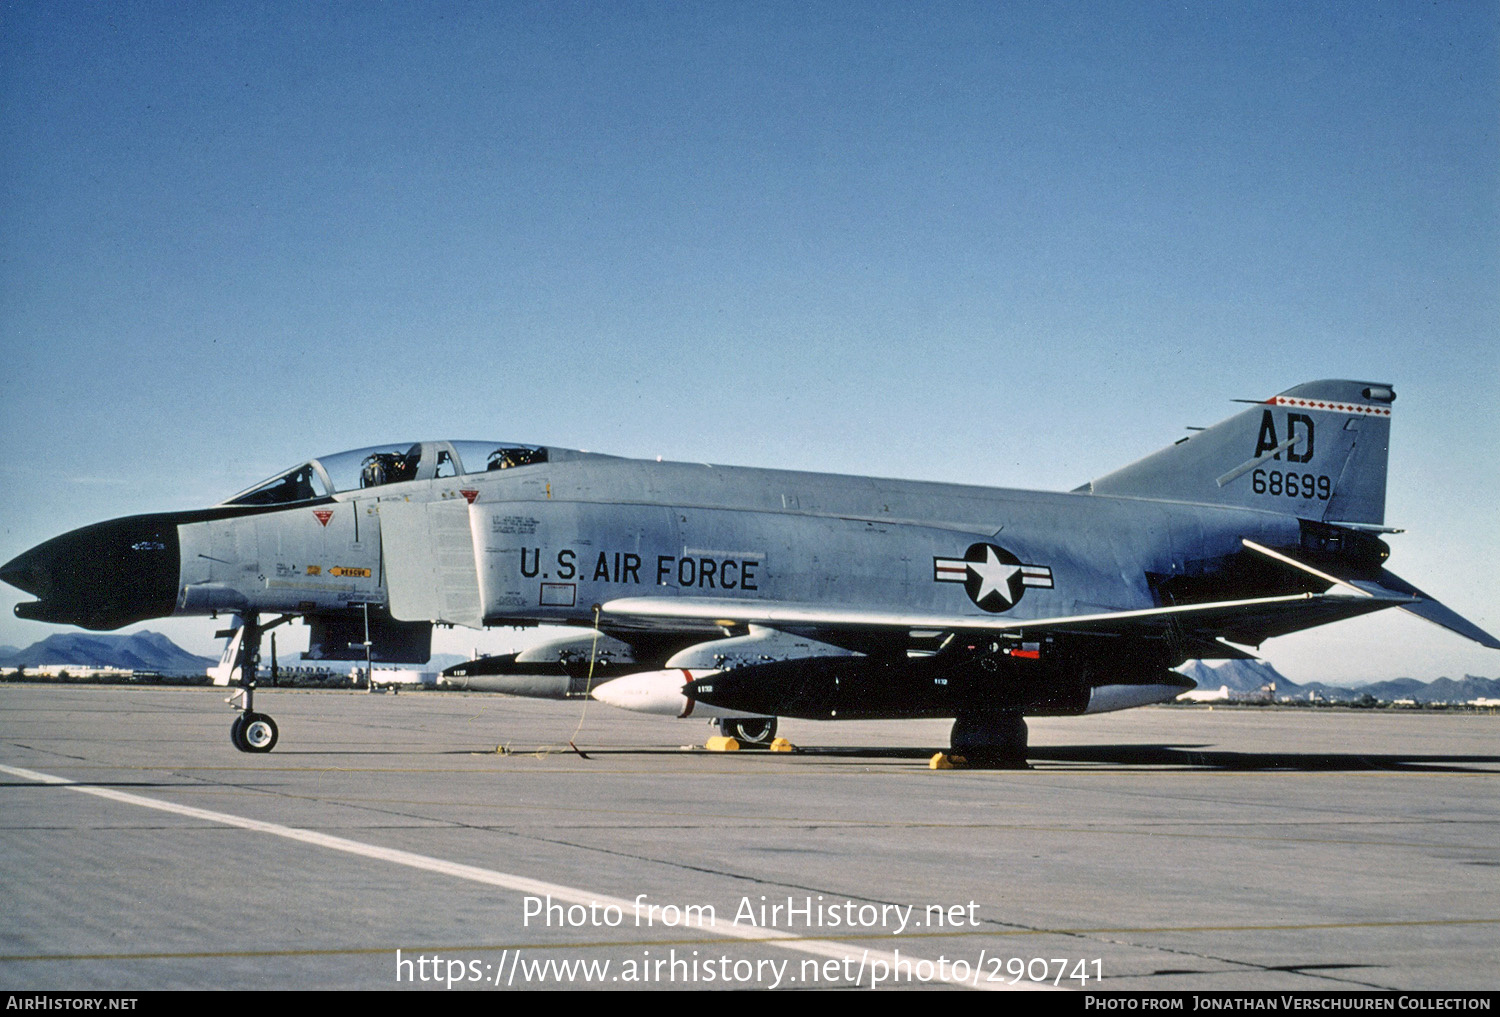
1,683 -> 1497,991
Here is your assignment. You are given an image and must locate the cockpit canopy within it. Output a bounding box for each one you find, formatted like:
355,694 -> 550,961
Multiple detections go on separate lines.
222,441 -> 549,507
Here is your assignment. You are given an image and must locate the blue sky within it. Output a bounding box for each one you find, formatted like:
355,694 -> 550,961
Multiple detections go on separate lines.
1,2 -> 1496,682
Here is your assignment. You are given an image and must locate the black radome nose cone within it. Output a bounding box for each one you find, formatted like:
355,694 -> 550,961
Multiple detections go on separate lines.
3,515 -> 182,630
0,550 -> 44,597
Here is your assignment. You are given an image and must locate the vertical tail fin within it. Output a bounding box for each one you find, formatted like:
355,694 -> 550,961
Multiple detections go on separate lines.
1083,380 -> 1393,525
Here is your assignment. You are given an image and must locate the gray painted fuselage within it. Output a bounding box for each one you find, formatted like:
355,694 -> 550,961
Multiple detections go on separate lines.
170,451 -> 1296,635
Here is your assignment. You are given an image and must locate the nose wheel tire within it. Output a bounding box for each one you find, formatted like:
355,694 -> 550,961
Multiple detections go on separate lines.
717,717 -> 777,747
231,712 -> 279,753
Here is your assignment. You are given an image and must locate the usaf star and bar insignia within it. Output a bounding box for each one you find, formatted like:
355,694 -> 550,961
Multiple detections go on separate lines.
933,542 -> 1053,612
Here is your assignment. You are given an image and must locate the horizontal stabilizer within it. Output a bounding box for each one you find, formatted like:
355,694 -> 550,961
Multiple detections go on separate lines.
1354,571 -> 1500,650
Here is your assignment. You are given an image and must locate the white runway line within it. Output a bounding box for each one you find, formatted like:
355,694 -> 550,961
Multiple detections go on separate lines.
0,762 -> 1055,990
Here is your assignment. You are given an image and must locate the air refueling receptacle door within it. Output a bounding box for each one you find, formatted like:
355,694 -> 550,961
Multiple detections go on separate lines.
380,499 -> 485,628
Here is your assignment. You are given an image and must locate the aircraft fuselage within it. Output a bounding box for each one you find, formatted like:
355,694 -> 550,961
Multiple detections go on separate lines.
43,456 -> 1313,638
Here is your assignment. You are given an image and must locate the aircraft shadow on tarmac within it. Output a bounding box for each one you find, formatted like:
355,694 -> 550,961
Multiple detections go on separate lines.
227,742 -> 1500,773
786,744 -> 1500,772
404,743 -> 1500,773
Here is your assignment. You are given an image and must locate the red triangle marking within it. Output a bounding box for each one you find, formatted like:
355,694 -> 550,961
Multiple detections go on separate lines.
313,509 -> 334,527
460,489 -> 479,504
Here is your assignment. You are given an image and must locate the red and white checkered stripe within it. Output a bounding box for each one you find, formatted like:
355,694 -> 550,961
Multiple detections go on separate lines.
1266,396 -> 1391,417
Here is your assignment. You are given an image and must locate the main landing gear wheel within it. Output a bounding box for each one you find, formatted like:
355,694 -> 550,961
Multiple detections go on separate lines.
232,712 -> 279,753
718,717 -> 778,748
950,711 -> 1029,768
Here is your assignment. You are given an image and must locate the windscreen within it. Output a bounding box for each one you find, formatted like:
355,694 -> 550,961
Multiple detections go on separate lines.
223,463 -> 329,506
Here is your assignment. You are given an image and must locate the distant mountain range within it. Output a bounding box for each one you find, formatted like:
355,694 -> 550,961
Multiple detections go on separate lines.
1177,659 -> 1500,703
1177,658 -> 1297,694
0,632 -> 217,674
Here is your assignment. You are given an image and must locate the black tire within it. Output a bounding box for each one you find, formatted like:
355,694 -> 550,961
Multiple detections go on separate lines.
719,716 -> 777,747
950,711 -> 1028,767
230,714 -> 248,752
239,712 -> 279,753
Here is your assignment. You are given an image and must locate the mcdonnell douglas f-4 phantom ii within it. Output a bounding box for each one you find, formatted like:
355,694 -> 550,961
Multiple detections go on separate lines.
3,380 -> 1495,762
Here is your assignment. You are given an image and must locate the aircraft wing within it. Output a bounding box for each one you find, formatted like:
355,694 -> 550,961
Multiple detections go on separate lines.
599,589 -> 1414,649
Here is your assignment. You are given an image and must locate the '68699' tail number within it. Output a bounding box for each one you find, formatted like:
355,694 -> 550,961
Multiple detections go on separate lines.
1253,468 -> 1331,501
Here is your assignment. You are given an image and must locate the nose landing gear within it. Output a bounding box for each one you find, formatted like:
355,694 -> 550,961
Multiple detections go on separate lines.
222,613 -> 292,753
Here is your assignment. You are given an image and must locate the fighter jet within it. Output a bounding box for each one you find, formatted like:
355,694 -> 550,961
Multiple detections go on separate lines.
3,380 -> 1494,762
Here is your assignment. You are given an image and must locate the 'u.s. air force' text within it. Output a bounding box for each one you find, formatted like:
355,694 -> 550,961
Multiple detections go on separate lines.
519,549 -> 760,590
